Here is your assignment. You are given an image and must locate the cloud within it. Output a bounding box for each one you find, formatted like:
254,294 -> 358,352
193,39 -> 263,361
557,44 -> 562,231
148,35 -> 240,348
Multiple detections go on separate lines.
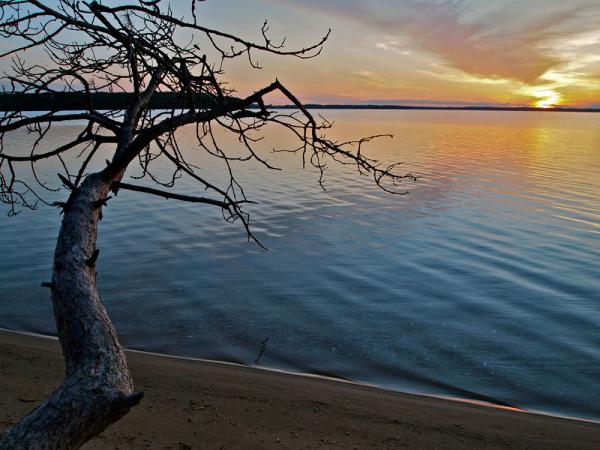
352,70 -> 386,85
375,38 -> 411,55
273,0 -> 598,84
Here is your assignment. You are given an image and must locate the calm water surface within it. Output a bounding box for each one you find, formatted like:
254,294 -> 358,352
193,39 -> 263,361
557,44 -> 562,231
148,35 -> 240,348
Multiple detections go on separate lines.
1,110 -> 599,420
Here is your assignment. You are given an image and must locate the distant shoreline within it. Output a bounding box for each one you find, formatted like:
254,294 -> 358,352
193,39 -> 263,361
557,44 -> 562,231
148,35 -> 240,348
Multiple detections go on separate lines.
1,92 -> 598,113
270,104 -> 600,113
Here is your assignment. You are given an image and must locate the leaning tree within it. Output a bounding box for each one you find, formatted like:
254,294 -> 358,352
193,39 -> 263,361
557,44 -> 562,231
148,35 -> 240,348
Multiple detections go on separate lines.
0,1 -> 413,448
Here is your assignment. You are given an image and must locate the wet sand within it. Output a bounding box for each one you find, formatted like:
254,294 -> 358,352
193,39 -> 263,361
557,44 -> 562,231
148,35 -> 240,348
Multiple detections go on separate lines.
1,329 -> 599,449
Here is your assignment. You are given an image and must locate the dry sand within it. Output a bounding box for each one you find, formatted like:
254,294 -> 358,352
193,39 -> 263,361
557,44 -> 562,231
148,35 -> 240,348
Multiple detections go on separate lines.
1,329 -> 599,449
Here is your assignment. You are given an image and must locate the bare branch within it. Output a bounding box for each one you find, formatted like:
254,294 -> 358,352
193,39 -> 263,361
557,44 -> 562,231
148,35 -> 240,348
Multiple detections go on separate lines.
113,181 -> 231,209
0,113 -> 120,134
0,2 -> 416,446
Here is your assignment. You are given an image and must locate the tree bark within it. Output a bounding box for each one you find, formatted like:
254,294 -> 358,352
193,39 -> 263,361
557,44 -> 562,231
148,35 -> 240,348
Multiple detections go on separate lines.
0,172 -> 142,449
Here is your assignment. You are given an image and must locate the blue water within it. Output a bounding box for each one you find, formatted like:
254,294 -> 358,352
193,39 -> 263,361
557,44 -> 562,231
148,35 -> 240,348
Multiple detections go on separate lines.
1,110 -> 599,420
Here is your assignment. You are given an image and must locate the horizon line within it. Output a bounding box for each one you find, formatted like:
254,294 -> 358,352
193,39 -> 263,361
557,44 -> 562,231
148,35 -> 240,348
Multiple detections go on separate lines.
267,104 -> 600,113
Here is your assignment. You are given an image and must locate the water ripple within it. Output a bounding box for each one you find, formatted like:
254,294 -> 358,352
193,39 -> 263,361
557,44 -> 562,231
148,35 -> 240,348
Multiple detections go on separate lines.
1,110 -> 599,420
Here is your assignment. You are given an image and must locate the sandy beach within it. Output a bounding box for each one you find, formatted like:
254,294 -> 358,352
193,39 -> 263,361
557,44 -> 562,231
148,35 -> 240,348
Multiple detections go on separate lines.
1,329 -> 599,449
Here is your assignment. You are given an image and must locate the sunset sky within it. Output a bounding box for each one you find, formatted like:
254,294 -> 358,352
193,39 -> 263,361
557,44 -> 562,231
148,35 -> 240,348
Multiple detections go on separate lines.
3,1 -> 600,108
197,0 -> 600,108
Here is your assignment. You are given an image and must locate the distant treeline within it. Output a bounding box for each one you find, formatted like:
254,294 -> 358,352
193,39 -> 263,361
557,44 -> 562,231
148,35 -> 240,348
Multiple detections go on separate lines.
0,92 -> 227,111
272,104 -> 600,113
0,92 -> 598,113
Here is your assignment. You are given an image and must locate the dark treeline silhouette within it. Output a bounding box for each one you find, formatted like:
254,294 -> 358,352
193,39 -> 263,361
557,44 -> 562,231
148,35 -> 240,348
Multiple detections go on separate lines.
0,91 -> 230,111
274,104 -> 600,113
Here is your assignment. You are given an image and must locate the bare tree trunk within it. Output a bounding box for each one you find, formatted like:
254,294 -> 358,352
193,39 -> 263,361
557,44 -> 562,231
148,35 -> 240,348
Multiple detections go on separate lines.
0,172 -> 142,449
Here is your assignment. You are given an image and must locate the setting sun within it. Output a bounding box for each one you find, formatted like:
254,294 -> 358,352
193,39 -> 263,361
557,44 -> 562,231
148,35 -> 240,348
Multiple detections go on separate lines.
533,89 -> 562,108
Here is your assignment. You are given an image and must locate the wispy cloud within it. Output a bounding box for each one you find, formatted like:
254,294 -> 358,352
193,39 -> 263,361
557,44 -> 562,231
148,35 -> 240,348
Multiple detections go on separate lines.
375,38 -> 411,56
274,0 -> 599,84
352,70 -> 387,85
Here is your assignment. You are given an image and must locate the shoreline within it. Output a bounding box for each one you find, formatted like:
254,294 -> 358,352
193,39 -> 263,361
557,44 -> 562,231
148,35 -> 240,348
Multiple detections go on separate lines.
1,327 -> 595,426
2,329 -> 599,449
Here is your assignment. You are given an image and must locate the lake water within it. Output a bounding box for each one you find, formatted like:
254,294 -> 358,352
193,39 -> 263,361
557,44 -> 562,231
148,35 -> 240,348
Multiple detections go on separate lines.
1,110 -> 599,420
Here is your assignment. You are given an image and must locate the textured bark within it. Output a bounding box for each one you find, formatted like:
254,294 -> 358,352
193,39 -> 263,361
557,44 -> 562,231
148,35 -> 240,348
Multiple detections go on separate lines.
0,173 -> 142,449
